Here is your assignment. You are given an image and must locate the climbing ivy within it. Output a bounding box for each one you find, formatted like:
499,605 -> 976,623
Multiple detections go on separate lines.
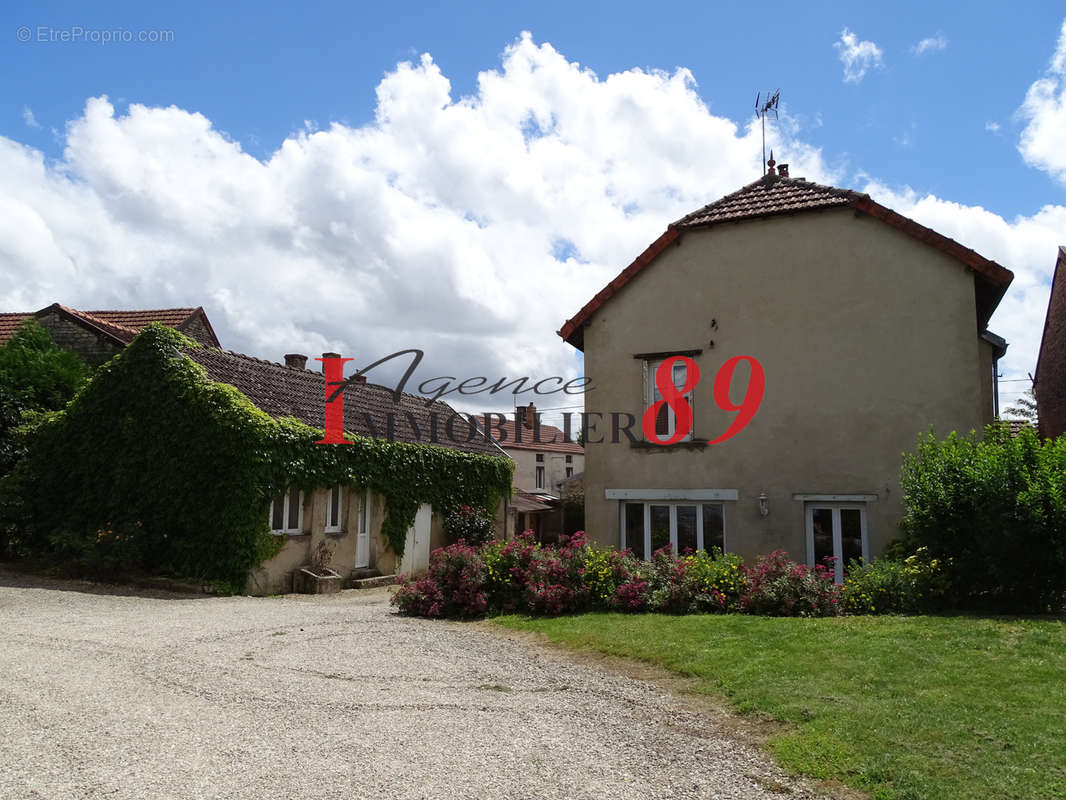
2,324 -> 513,592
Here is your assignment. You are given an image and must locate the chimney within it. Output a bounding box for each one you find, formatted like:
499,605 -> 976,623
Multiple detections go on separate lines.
284,353 -> 308,370
778,163 -> 789,178
522,401 -> 537,430
321,352 -> 341,373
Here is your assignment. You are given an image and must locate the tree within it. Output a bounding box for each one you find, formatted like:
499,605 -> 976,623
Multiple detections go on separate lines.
1002,386 -> 1038,425
0,319 -> 89,474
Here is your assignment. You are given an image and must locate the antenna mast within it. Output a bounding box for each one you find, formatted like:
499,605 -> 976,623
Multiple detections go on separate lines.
755,90 -> 780,175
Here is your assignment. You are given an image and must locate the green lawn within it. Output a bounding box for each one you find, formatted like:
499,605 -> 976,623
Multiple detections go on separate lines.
494,613 -> 1066,800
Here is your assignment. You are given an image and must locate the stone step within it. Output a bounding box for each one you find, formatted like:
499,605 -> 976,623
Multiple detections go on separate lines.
346,572 -> 400,590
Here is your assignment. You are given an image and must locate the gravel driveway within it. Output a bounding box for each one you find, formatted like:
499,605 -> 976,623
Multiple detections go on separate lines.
0,572 -> 830,800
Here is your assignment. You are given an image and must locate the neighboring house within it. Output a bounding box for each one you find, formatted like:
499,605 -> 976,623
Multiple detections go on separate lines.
1035,246 -> 1066,439
558,164 -> 1014,580
0,303 -> 220,364
494,402 -> 584,495
183,348 -> 511,594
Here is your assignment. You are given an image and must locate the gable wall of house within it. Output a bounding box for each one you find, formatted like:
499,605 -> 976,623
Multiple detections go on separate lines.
179,313 -> 218,347
36,309 -> 123,365
1036,253 -> 1066,439
506,447 -> 584,494
580,207 -> 988,563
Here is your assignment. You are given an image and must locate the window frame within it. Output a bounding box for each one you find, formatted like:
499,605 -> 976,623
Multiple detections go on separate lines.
535,465 -> 545,489
619,500 -> 726,558
269,487 -> 304,535
804,502 -> 869,583
643,358 -> 694,442
325,484 -> 344,533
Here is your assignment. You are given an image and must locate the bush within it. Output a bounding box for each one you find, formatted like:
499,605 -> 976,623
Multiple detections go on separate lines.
391,541 -> 487,618
444,504 -> 495,547
522,531 -> 590,615
841,549 -> 948,614
684,548 -> 748,612
740,550 -> 840,617
584,546 -> 647,611
901,424 -> 1066,612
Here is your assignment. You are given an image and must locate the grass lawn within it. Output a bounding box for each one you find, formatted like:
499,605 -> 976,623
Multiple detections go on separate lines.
494,613 -> 1066,800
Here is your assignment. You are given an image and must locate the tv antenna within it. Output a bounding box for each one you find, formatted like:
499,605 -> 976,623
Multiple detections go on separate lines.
755,90 -> 780,175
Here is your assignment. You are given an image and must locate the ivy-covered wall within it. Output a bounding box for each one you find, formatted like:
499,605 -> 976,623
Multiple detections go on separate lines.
3,325 -> 513,592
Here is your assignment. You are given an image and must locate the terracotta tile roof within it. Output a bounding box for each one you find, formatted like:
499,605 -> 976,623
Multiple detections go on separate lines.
182,347 -> 507,458
1035,246 -> 1066,439
0,304 -> 219,348
492,417 -> 584,454
672,176 -> 859,227
559,174 -> 1014,349
0,313 -> 33,341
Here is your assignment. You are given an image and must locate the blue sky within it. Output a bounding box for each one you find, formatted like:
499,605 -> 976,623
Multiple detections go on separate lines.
5,1 -> 1062,216
2,1 -> 1065,416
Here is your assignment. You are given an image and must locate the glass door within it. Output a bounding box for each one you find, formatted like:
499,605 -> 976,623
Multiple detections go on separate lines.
805,504 -> 868,583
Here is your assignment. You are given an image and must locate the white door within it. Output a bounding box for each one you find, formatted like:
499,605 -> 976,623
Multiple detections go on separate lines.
354,489 -> 371,569
805,503 -> 868,583
399,503 -> 433,574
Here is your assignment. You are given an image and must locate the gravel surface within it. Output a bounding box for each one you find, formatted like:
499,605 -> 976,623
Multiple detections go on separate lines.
0,571 -> 831,800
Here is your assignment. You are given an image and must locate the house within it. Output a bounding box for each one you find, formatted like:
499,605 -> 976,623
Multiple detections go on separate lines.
181,348 -> 512,594
557,163 -> 1014,580
1035,246 -> 1066,439
0,303 -> 220,364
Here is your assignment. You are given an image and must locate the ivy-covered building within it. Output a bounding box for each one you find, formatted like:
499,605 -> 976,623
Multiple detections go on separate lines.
6,326 -> 514,594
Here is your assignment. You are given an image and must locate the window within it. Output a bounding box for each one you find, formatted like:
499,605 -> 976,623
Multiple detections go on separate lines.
620,501 -> 724,559
565,455 -> 572,464
645,359 -> 693,441
565,467 -> 574,478
805,503 -> 868,583
536,453 -> 544,462
325,485 -> 343,533
535,466 -> 545,489
269,486 -> 303,534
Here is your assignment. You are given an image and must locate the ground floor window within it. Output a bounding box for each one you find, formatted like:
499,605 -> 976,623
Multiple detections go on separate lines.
269,486 -> 303,534
805,503 -> 868,583
325,485 -> 344,532
620,501 -> 725,560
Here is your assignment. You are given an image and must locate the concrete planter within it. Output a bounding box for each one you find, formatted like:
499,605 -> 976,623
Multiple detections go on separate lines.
293,567 -> 343,595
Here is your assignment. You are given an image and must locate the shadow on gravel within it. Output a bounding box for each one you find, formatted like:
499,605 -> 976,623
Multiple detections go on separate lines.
0,564 -> 214,600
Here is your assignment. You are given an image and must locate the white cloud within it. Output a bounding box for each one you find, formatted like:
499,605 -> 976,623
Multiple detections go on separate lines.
0,31 -> 1059,411
911,35 -> 948,55
835,28 -> 884,83
985,121 -> 1001,134
22,107 -> 39,128
1018,20 -> 1066,184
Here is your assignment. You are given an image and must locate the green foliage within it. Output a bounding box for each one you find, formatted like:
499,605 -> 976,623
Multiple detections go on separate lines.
841,549 -> 948,614
900,423 -> 1066,612
443,503 -> 495,547
1002,385 -> 1038,424
3,324 -> 513,591
0,320 -> 89,475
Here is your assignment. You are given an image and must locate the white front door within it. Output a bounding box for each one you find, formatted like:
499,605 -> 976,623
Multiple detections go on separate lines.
805,503 -> 868,583
354,489 -> 370,569
399,503 -> 433,575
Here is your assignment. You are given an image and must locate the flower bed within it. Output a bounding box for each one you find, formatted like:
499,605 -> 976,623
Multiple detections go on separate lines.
392,531 -> 871,618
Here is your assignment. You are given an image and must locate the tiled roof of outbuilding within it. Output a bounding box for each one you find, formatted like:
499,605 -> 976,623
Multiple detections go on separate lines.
182,347 -> 507,458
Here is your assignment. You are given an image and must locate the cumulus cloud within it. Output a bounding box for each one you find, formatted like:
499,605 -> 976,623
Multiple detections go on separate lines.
0,31 -> 1059,415
1018,19 -> 1066,183
21,107 -> 38,128
911,35 -> 948,55
835,28 -> 884,83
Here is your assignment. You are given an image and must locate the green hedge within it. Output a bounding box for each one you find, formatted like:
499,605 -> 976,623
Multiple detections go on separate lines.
900,423 -> 1066,612
2,324 -> 513,592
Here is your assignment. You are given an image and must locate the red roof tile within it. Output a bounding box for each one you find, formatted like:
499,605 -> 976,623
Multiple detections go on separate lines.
85,308 -> 198,329
0,313 -> 33,342
559,174 -> 1014,349
491,417 -> 584,454
0,304 -> 219,347
182,347 -> 507,457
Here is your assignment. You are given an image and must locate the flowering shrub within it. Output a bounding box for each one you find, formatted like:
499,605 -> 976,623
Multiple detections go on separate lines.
584,546 -> 648,611
684,549 -> 748,612
522,531 -> 591,615
481,531 -> 541,611
391,541 -> 487,618
842,548 -> 947,614
740,550 -> 840,617
443,504 -> 495,547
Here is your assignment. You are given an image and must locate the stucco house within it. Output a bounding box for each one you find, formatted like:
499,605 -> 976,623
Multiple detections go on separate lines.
0,303 -> 220,363
181,348 -> 511,594
493,402 -> 584,494
1035,246 -> 1066,439
558,163 -> 1014,580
